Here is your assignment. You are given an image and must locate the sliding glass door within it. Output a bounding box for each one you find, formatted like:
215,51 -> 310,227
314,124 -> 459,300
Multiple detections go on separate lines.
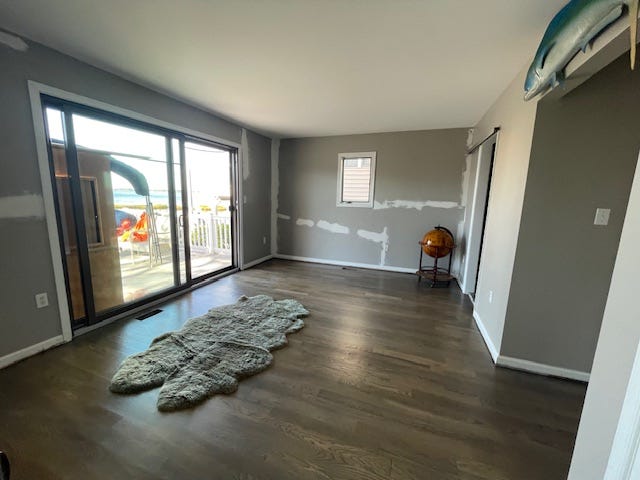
42,97 -> 238,328
183,140 -> 234,280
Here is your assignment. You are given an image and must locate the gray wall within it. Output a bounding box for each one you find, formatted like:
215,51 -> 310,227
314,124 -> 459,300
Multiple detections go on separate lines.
242,130 -> 272,263
0,32 -> 271,357
502,53 -> 640,373
469,65 -> 539,356
568,138 -> 640,479
277,129 -> 468,270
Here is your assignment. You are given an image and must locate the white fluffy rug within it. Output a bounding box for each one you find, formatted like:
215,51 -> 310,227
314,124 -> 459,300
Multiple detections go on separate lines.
109,295 -> 308,411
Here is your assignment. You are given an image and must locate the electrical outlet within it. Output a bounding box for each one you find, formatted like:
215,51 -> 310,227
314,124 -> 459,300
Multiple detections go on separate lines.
488,291 -> 493,303
262,236 -> 267,245
35,292 -> 49,309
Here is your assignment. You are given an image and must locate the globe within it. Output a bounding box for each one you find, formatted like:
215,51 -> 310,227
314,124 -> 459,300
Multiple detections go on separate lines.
420,228 -> 454,258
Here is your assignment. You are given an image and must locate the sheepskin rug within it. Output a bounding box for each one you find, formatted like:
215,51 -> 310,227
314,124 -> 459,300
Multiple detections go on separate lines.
109,295 -> 308,411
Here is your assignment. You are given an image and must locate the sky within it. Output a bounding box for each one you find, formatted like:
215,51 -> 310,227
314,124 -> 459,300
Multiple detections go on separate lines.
45,108 -> 231,204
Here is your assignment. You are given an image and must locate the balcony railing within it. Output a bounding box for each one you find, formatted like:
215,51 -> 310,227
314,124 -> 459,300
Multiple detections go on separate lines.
186,212 -> 232,254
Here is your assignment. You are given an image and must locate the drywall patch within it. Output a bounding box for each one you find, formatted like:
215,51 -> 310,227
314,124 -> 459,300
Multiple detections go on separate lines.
466,128 -> 475,149
460,154 -> 473,207
241,128 -> 250,180
374,200 -> 460,211
0,194 -> 45,219
317,220 -> 349,235
277,213 -> 291,220
358,227 -> 389,244
296,218 -> 314,227
452,220 -> 466,278
0,31 -> 28,52
357,227 -> 389,265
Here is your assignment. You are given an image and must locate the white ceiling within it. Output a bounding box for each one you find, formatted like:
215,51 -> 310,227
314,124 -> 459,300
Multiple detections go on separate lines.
0,0 -> 566,138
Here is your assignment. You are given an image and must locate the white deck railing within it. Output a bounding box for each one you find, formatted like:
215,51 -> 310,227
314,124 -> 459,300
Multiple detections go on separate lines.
188,212 -> 232,254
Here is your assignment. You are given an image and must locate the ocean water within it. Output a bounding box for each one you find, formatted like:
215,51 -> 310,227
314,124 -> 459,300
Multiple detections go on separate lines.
113,189 -> 179,206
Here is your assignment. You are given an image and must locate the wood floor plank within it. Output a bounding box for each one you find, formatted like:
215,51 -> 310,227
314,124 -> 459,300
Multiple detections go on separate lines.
0,260 -> 585,479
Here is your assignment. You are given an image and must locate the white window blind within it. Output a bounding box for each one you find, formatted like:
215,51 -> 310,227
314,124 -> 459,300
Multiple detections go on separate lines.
337,152 -> 376,207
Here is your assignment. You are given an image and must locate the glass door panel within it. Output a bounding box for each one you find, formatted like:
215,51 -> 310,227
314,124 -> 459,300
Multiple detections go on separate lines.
184,141 -> 234,280
70,113 -> 176,315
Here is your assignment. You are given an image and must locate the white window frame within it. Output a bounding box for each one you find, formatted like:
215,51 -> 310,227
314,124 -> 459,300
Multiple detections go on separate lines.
336,151 -> 377,208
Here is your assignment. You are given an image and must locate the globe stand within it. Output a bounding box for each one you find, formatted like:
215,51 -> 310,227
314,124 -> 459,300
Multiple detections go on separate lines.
417,226 -> 455,288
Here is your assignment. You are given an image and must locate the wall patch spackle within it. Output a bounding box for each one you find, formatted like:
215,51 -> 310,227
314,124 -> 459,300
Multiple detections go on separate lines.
357,227 -> 389,266
296,218 -> 314,227
316,220 -> 350,235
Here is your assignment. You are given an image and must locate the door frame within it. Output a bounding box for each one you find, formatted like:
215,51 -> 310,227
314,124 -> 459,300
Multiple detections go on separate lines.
459,131 -> 498,295
181,135 -> 240,285
28,81 -> 243,340
605,339 -> 640,479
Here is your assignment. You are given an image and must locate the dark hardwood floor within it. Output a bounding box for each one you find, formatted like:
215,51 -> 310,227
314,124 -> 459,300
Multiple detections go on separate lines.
0,260 -> 586,479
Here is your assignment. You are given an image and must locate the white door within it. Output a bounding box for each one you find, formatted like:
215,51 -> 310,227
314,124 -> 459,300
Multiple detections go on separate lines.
460,133 -> 497,295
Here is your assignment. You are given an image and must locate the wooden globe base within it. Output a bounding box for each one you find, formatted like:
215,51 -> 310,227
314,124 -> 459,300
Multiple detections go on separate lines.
416,267 -> 454,287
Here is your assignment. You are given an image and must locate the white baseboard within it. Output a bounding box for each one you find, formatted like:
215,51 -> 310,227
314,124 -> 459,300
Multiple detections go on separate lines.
0,335 -> 66,369
471,310 -> 590,382
242,254 -> 273,270
274,254 -> 416,274
496,355 -> 590,382
472,310 -> 499,363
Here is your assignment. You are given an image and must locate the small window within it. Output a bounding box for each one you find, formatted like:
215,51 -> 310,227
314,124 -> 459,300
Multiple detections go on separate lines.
337,151 -> 376,208
55,175 -> 103,246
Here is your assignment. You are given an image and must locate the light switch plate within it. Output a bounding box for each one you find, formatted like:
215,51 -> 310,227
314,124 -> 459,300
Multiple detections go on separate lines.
594,208 -> 611,226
